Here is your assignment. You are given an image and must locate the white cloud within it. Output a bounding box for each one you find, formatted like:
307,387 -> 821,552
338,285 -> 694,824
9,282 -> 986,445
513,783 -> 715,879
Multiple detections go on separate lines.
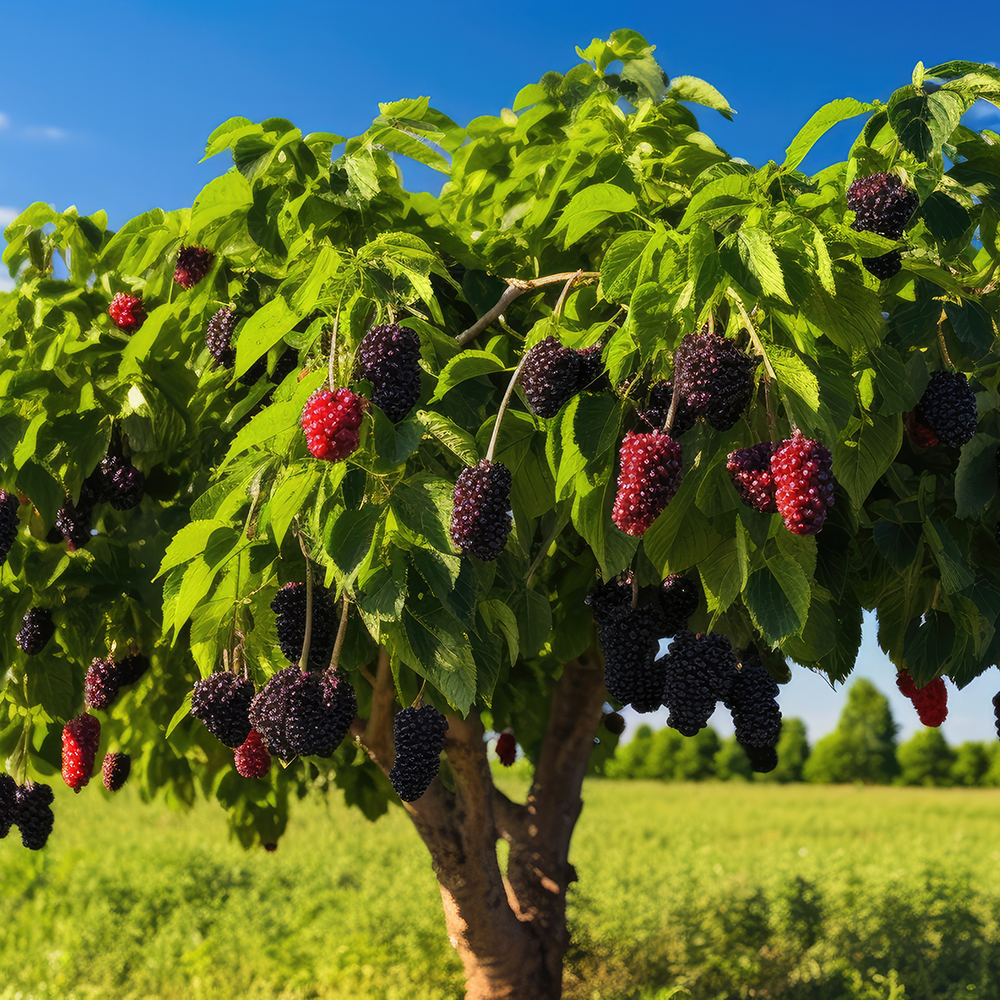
0,272 -> 14,292
0,111 -> 9,130
0,206 -> 18,227
22,124 -> 69,141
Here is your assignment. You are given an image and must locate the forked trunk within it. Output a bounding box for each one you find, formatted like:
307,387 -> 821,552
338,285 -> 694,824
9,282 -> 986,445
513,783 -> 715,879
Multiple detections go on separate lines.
355,645 -> 607,1000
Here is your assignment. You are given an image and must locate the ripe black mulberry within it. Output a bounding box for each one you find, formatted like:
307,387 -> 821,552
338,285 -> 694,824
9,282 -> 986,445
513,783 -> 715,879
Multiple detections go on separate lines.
390,704 -> 449,802
449,459 -> 512,561
191,673 -> 255,748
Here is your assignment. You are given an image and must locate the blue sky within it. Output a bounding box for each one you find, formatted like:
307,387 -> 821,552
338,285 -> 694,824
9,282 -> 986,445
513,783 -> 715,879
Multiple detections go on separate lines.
2,1 -> 1000,742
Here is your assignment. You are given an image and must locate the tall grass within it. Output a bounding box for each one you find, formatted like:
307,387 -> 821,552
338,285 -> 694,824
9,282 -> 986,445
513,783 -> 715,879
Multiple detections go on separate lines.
3,779 -> 1000,999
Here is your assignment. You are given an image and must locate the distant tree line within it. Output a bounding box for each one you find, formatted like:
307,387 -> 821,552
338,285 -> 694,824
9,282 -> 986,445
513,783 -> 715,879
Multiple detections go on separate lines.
606,679 -> 1000,787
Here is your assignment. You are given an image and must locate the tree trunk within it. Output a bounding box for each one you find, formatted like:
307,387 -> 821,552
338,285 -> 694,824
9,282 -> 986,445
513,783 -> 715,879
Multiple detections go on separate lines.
353,644 -> 607,1000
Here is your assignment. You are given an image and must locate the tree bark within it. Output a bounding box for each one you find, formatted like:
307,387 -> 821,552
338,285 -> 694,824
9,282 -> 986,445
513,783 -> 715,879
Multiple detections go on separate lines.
353,644 -> 606,1000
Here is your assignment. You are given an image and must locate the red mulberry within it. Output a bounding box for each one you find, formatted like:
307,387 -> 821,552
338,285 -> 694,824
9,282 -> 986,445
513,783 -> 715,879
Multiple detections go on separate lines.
896,669 -> 948,727
495,732 -> 516,767
770,430 -> 835,536
727,442 -> 778,513
108,292 -> 146,333
301,388 -> 366,462
62,713 -> 101,793
611,431 -> 683,537
234,731 -> 272,778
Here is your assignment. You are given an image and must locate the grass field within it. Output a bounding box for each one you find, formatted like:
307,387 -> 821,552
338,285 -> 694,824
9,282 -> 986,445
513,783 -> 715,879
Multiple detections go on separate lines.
3,778 -> 1000,999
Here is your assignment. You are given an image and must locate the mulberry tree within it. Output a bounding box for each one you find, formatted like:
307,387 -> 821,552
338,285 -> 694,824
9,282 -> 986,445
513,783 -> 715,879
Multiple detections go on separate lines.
2,31 -> 1000,1000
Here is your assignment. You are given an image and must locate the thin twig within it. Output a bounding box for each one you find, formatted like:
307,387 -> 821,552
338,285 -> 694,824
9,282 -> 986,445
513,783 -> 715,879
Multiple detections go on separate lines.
485,352 -> 531,463
727,287 -> 777,383
455,271 -> 599,347
937,309 -> 954,370
296,532 -> 314,672
329,590 -> 350,673
525,508 -> 570,586
327,313 -> 340,389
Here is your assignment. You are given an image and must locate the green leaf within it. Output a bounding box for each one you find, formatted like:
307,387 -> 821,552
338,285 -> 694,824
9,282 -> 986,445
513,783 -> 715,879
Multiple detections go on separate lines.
551,184 -> 638,248
599,230 -> 665,303
325,506 -> 386,579
389,478 -> 454,554
738,227 -> 789,302
668,76 -> 735,120
515,588 -> 553,658
166,690 -> 193,738
782,99 -> 876,172
678,176 -> 754,230
572,476 -> 639,580
955,433 -> 1000,519
833,414 -> 903,512
480,599 -> 520,667
887,87 -> 965,161
157,519 -> 232,579
416,410 -> 480,464
429,351 -> 507,402
235,296 -> 295,380
944,299 -> 995,359
744,559 -> 810,644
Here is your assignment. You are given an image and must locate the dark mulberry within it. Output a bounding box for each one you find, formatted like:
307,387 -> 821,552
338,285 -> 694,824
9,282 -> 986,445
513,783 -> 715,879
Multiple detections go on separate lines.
0,490 -> 19,565
725,649 -> 782,747
0,774 -> 16,839
659,575 -> 699,637
663,630 -> 739,737
85,657 -> 121,710
102,752 -> 131,791
206,307 -> 238,369
390,704 -> 449,802
585,576 -> 634,625
191,673 -> 255,748
847,173 -> 918,240
17,608 -> 54,655
249,666 -> 357,760
356,323 -> 422,424
174,245 -> 215,289
519,337 -> 585,418
115,651 -> 150,686
449,459 -> 512,561
15,781 -> 55,850
270,582 -> 338,669
672,328 -> 758,431
912,371 -> 977,449
599,606 -> 664,713
638,381 -> 697,436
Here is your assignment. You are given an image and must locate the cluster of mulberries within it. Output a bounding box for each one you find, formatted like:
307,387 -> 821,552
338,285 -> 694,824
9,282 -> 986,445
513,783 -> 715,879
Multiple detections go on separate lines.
16,608 -> 54,655
994,692 -> 1000,740
0,774 -> 15,839
588,577 -> 664,713
174,245 -> 214,289
249,666 -> 357,760
84,651 -> 149,711
727,442 -> 778,514
356,323 -> 423,423
102,752 -> 131,791
638,381 -> 697,437
611,431 -> 683,537
905,372 -> 978,449
847,172 -> 918,279
672,328 -> 758,431
13,781 -> 55,850
0,490 -> 20,565
390,704 -> 449,802
62,713 -> 102,792
234,731 -> 272,778
771,430 -> 836,535
301,387 -> 367,462
54,448 -> 145,549
270,582 -> 338,669
449,459 -> 512,561
896,669 -> 948,727
519,337 -> 606,418
108,292 -> 146,333
191,673 -> 255,748
662,630 -> 739,737
725,649 -> 782,751
206,307 -> 240,370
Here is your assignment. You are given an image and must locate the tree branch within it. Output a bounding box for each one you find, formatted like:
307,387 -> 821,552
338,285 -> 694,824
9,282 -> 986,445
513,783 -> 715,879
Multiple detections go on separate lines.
455,271 -> 599,347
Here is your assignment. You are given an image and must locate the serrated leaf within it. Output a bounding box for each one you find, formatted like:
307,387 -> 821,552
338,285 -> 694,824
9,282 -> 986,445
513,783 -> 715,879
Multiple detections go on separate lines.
429,351 -> 507,402
744,559 -> 810,644
551,184 -> 638,248
480,599 -> 520,666
599,230 -> 664,302
166,690 -> 193,738
416,410 -> 480,464
833,414 -> 902,511
955,433 -> 1000,519
668,76 -> 735,120
782,98 -> 876,172
678,176 -> 755,230
738,227 -> 789,302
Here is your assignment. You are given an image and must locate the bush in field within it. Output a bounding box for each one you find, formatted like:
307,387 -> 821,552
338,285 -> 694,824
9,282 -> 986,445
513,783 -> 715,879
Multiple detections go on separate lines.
2,28 -> 1000,999
896,727 -> 956,785
756,717 -> 811,783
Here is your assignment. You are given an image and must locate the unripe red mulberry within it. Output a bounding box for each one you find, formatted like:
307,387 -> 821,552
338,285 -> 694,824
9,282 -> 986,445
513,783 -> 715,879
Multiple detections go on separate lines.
727,442 -> 777,514
390,704 -> 449,802
495,732 -> 516,767
108,292 -> 146,333
449,459 -> 512,561
62,713 -> 101,793
301,388 -> 366,462
234,731 -> 272,778
896,668 -> 948,727
102,752 -> 131,791
611,431 -> 683,537
770,430 -> 835,536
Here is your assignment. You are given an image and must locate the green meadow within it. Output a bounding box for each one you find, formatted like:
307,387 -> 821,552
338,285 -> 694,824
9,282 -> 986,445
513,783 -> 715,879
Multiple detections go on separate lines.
3,778 -> 1000,999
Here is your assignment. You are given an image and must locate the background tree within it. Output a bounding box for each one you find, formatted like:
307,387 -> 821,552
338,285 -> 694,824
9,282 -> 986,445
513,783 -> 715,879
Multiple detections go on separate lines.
804,680 -> 900,784
948,740 -> 990,786
715,735 -> 753,781
2,30 -> 1000,1000
896,727 -> 955,785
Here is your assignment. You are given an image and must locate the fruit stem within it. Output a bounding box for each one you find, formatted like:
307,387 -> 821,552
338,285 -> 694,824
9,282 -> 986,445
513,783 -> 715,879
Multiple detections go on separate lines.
525,506 -> 570,586
727,287 -> 777,384
485,352 -> 530,463
553,269 -> 584,322
328,591 -> 350,673
937,310 -> 954,370
456,270 -> 599,347
412,678 -> 427,708
296,532 -> 314,672
327,313 -> 340,389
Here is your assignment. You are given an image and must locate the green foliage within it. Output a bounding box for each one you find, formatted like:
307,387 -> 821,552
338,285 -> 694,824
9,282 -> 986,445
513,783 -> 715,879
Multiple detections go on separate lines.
896,727 -> 956,785
804,680 -> 900,784
1,30 -> 999,848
